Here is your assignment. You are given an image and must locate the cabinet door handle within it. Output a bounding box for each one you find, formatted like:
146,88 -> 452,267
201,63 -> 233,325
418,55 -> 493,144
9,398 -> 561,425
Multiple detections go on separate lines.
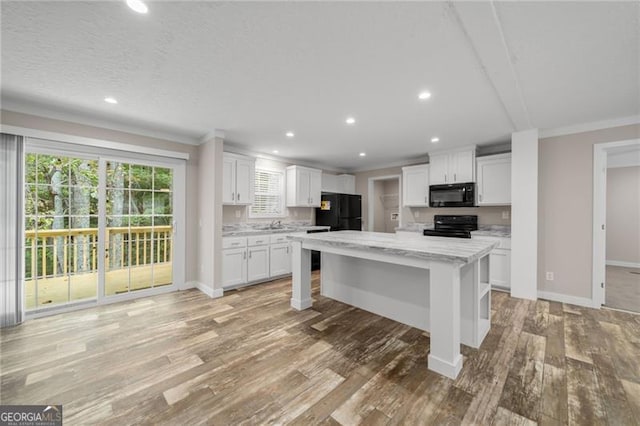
425,196 -> 427,203
479,194 -> 483,202
454,173 -> 457,182
248,250 -> 252,259
444,174 -> 447,183
286,246 -> 289,254
238,193 -> 241,201
243,251 -> 246,259
232,192 -> 235,201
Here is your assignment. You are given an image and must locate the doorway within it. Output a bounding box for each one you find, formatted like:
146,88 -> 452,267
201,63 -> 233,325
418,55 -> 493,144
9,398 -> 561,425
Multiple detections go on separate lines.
368,175 -> 401,233
24,140 -> 185,314
593,139 -> 640,313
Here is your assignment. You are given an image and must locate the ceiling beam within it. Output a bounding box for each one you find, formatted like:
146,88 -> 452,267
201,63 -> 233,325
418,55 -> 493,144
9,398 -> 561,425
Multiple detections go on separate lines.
449,1 -> 532,131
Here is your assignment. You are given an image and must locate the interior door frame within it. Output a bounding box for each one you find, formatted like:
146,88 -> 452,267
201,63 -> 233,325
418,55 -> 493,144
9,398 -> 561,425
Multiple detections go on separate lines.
592,138 -> 640,308
23,137 -> 186,318
367,174 -> 402,232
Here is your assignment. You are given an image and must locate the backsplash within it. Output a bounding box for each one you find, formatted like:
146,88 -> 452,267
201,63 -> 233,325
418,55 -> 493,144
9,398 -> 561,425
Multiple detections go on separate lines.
404,206 -> 511,226
223,205 -> 315,224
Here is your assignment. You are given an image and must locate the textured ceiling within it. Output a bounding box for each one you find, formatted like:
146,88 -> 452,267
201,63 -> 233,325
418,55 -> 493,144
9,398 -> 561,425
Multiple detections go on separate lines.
1,1 -> 638,171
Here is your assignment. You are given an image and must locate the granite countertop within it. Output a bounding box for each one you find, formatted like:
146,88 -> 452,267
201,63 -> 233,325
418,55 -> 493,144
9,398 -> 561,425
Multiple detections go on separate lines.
289,230 -> 498,264
396,223 -> 511,238
472,225 -> 511,238
223,223 -> 331,237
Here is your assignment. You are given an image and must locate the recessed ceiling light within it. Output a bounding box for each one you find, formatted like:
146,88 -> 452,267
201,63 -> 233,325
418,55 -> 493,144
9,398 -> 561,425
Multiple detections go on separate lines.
126,0 -> 148,14
431,137 -> 440,143
345,117 -> 356,125
286,132 -> 294,138
104,97 -> 118,104
359,152 -> 366,157
272,150 -> 279,154
418,91 -> 432,100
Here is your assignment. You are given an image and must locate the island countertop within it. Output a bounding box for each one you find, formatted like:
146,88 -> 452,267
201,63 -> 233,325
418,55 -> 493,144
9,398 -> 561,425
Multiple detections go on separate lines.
288,230 -> 498,264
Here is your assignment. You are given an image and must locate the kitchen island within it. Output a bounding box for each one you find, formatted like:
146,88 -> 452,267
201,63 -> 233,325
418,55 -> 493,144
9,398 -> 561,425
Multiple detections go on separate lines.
288,231 -> 498,379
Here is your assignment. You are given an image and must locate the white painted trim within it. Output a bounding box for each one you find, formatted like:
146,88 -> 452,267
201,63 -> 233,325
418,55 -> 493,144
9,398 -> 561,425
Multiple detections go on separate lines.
1,124 -> 190,160
182,281 -> 198,290
539,115 -> 640,139
537,291 -> 598,309
1,102 -> 202,146
194,281 -> 223,298
592,138 -> 640,309
606,260 -> 640,268
367,174 -> 402,232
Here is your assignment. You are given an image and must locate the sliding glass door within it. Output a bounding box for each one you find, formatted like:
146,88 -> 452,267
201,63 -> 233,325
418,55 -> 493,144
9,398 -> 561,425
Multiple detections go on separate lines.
104,161 -> 173,295
24,153 -> 100,309
24,143 -> 183,312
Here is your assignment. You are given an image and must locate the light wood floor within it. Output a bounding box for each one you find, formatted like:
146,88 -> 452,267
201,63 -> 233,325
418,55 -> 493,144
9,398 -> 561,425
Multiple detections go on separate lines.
2,272 -> 640,425
605,265 -> 640,313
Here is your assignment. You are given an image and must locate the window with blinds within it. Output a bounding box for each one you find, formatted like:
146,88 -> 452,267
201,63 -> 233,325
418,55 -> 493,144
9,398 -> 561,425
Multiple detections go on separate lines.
249,168 -> 285,218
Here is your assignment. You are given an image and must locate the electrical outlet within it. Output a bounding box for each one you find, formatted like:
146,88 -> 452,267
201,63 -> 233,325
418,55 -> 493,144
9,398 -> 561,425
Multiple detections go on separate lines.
235,209 -> 241,218
546,272 -> 554,281
502,210 -> 510,220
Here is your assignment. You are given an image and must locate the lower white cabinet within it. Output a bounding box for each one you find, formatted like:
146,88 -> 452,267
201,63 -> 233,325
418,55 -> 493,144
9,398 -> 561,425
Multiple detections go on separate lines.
222,234 -> 294,289
247,245 -> 270,282
489,249 -> 511,290
472,236 -> 511,291
222,247 -> 247,287
270,243 -> 291,276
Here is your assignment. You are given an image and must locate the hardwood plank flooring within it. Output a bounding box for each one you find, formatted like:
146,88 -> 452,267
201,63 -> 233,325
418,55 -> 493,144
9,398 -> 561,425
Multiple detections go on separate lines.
2,271 -> 639,425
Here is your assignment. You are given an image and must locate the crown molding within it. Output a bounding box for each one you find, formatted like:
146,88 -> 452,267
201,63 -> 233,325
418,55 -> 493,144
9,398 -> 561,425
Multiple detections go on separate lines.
539,115 -> 640,139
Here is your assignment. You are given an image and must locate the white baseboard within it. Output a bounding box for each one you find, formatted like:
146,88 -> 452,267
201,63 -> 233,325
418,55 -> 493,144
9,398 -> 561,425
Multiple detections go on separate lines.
182,281 -> 198,290
606,260 -> 640,268
537,290 -> 597,309
193,281 -> 224,298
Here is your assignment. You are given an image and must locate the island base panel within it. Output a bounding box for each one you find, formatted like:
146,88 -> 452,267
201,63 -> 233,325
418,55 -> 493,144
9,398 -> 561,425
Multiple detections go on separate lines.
291,241 -> 312,311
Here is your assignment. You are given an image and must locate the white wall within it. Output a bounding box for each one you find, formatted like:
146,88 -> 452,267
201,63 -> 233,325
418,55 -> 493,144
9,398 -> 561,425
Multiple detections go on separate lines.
511,128 -> 539,300
197,137 -> 224,297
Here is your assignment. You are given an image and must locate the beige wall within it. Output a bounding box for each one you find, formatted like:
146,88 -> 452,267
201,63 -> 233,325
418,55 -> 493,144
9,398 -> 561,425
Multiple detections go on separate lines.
606,165 -> 640,264
1,110 -> 202,284
538,124 -> 640,299
222,156 -> 326,225
372,180 -> 385,232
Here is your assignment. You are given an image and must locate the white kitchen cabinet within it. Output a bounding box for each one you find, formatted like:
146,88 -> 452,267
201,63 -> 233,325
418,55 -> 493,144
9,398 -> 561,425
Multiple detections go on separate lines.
222,247 -> 247,287
247,245 -> 270,282
476,153 -> 511,205
429,147 -> 476,184
286,165 -> 322,207
490,249 -> 511,290
402,164 -> 430,207
223,153 -> 255,205
336,174 -> 356,194
472,236 -> 511,291
270,242 -> 291,276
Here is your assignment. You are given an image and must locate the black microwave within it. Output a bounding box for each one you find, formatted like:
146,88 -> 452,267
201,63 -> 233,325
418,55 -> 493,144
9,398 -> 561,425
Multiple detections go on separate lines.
429,183 -> 475,208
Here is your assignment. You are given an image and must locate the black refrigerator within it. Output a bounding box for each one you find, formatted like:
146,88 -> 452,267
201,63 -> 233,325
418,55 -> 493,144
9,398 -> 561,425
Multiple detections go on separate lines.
312,193 -> 362,270
315,193 -> 362,231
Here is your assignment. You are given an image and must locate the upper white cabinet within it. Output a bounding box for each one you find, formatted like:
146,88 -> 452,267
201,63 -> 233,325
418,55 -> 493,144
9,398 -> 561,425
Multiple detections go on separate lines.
476,153 -> 511,205
223,153 -> 255,205
286,165 -> 322,207
402,164 -> 430,207
321,173 -> 356,194
429,147 -> 476,185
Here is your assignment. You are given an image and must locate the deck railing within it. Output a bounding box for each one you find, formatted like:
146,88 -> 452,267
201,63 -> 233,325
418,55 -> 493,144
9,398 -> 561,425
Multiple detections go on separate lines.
24,225 -> 172,280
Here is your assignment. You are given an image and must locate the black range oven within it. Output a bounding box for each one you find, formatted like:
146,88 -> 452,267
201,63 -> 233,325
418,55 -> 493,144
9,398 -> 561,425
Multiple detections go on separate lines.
429,182 -> 475,208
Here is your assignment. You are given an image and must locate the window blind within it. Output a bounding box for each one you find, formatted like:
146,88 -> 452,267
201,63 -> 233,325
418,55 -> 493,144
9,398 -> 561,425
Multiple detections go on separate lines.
250,169 -> 285,218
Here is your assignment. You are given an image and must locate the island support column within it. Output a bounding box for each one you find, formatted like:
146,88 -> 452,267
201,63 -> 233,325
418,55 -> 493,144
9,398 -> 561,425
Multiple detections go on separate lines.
291,241 -> 312,310
428,261 -> 463,379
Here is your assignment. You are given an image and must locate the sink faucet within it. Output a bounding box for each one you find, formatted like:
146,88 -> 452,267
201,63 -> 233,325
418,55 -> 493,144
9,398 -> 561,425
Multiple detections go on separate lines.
270,220 -> 282,229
